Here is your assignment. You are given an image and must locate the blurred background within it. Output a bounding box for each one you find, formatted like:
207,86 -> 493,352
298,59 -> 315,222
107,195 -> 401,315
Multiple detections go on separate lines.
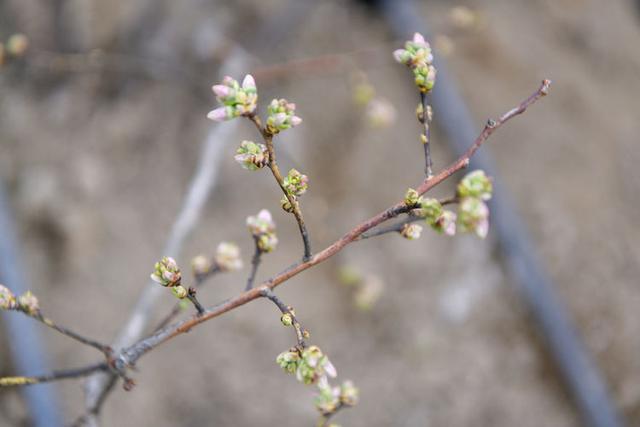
0,0 -> 639,426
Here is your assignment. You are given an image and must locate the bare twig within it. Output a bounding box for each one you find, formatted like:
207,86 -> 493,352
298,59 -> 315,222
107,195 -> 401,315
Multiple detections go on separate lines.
0,363 -> 107,387
260,288 -> 307,348
419,91 -> 433,177
28,311 -> 111,355
246,237 -> 263,291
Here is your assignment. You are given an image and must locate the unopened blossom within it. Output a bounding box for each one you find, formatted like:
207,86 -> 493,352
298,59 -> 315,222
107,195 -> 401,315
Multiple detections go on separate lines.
280,195 -> 295,213
171,285 -> 188,300
401,223 -> 423,240
314,377 -> 341,414
457,197 -> 490,238
150,256 -> 181,287
457,170 -> 493,201
191,255 -> 212,276
276,349 -> 300,374
214,242 -> 243,272
283,169 -> 308,197
366,98 -> 396,128
18,291 -> 39,315
235,140 -> 268,171
280,312 -> 294,327
0,285 -> 16,310
246,209 -> 276,236
404,188 -> 422,207
339,380 -> 359,406
296,346 -> 337,385
207,74 -> 257,122
265,99 -> 302,134
418,198 -> 443,225
432,210 -> 457,236
257,233 -> 278,253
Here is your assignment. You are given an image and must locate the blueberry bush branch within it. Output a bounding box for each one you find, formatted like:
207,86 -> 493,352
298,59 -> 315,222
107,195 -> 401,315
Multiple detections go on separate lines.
0,33 -> 550,427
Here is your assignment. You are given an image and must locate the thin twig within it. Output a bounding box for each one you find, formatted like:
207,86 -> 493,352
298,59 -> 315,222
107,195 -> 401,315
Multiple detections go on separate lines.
260,288 -> 307,348
0,363 -> 108,387
186,288 -> 205,316
246,237 -> 263,291
251,115 -> 312,260
113,80 -> 550,366
419,91 -> 433,178
29,311 -> 111,355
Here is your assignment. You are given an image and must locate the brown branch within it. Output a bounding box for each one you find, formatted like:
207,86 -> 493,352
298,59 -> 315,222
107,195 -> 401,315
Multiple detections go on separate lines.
116,79 -> 550,366
246,237 -> 263,291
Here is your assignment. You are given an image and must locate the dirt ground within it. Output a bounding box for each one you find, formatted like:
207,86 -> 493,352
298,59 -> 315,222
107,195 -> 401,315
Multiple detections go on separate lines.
1,0 -> 639,426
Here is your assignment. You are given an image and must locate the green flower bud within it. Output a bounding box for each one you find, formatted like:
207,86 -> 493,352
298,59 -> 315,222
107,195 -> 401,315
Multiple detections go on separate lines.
234,140 -> 268,170
246,209 -> 276,236
457,170 -> 493,201
280,196 -> 295,213
150,256 -> 181,287
276,349 -> 300,374
171,285 -> 188,299
283,169 -> 308,197
257,233 -> 278,253
266,99 -> 302,134
280,312 -> 293,327
339,380 -> 359,406
432,210 -> 457,236
404,188 -> 421,206
417,198 -> 443,225
208,75 -> 258,122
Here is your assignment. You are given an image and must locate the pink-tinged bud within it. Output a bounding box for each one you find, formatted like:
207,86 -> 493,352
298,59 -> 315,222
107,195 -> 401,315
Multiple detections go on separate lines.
290,116 -> 302,127
393,49 -> 407,63
413,32 -> 426,46
207,107 -> 230,122
222,76 -> 235,86
212,84 -> 232,98
242,74 -> 256,91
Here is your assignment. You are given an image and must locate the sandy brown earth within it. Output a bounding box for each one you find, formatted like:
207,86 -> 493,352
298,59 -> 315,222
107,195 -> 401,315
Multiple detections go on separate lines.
1,0 -> 639,426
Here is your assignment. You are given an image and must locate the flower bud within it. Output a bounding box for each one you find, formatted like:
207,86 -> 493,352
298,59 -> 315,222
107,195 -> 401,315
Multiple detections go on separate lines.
171,285 -> 188,299
214,242 -> 243,272
191,255 -> 212,276
280,195 -> 295,213
457,170 -> 493,201
366,98 -> 396,128
6,34 -> 28,57
276,349 -> 300,374
235,140 -> 268,170
393,33 -> 437,92
404,188 -> 421,206
257,233 -> 278,253
0,285 -> 16,310
314,380 -> 341,414
295,346 -> 337,385
457,197 -> 490,238
207,74 -> 258,122
246,209 -> 275,236
432,210 -> 457,236
18,291 -> 39,315
150,257 -> 181,287
417,198 -> 443,225
283,169 -> 308,197
400,223 -> 423,240
280,312 -> 293,327
339,380 -> 359,406
266,98 -> 302,134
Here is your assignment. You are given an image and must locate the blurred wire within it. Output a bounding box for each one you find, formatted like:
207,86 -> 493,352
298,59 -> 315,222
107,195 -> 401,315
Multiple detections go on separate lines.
373,1 -> 625,426
0,178 -> 64,427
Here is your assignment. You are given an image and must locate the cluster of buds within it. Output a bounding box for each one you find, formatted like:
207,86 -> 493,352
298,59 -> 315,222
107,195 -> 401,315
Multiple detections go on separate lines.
265,99 -> 302,135
276,345 -> 337,385
207,75 -> 257,122
214,242 -> 243,272
191,255 -> 213,277
283,169 -> 308,197
314,378 -> 360,415
150,257 -> 188,299
247,209 -> 278,253
393,33 -> 437,93
0,34 -> 29,66
455,170 -> 492,238
234,140 -> 268,171
0,285 -> 40,315
417,198 -> 457,237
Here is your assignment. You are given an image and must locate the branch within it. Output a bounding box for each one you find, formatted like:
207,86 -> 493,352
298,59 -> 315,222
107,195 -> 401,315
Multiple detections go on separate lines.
0,362 -> 107,387
29,311 -> 112,355
116,80 -> 550,366
245,237 -> 263,291
419,91 -> 433,177
261,288 -> 307,348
